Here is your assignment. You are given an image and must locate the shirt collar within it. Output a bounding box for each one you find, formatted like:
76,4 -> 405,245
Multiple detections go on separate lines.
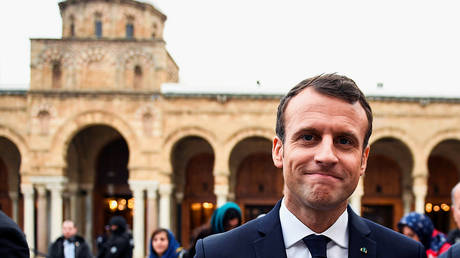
279,198 -> 349,249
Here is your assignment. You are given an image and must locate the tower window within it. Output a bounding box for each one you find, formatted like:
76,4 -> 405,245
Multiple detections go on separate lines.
126,16 -> 134,39
70,16 -> 75,37
152,23 -> 157,39
126,23 -> 134,39
52,61 -> 62,89
95,13 -> 102,38
134,65 -> 142,89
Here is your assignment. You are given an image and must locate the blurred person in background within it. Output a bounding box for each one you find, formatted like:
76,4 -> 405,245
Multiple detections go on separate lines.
149,228 -> 185,258
97,216 -> 133,258
184,202 -> 241,258
210,202 -> 242,234
447,182 -> 460,244
398,212 -> 451,257
48,220 -> 91,258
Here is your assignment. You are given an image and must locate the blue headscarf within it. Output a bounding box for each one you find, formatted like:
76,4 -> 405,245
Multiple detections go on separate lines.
149,229 -> 183,258
210,202 -> 242,234
398,212 -> 447,252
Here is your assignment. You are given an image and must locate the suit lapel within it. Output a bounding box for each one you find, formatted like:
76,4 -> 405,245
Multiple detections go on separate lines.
347,206 -> 377,258
253,200 -> 287,258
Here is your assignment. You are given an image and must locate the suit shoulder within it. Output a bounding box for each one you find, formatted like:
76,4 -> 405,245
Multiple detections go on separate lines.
197,218 -> 262,257
204,217 -> 260,245
362,218 -> 425,250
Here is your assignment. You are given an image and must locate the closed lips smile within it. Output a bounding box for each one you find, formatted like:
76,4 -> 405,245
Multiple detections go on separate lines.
306,172 -> 341,180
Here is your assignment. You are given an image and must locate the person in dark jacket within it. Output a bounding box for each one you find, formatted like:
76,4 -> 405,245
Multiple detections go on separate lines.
0,210 -> 29,258
440,242 -> 460,258
48,220 -> 91,258
97,216 -> 134,258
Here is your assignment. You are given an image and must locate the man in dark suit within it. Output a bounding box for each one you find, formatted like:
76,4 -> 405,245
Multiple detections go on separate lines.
0,210 -> 29,257
195,74 -> 426,257
440,242 -> 460,258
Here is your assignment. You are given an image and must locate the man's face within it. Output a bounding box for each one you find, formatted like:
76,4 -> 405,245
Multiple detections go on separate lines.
273,87 -> 370,212
62,221 -> 76,239
452,188 -> 460,228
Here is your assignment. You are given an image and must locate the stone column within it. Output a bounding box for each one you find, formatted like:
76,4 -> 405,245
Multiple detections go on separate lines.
81,184 -> 93,251
349,176 -> 364,215
36,185 -> 48,253
21,184 -> 35,258
214,184 -> 229,207
8,191 -> 18,223
48,182 -> 64,242
159,184 -> 173,229
402,189 -> 413,215
131,185 -> 145,258
413,175 -> 428,214
146,183 -> 158,255
67,183 -> 79,224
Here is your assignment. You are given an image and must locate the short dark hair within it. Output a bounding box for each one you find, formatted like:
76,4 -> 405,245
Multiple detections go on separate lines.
275,74 -> 373,150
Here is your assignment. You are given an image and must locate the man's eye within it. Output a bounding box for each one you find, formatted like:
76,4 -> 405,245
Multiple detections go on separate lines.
337,137 -> 352,145
301,135 -> 314,141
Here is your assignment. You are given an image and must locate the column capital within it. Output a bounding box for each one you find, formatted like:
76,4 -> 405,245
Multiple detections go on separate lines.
67,182 -> 79,192
21,184 -> 34,196
128,180 -> 158,192
175,192 -> 184,202
47,182 -> 65,193
146,183 -> 159,199
80,184 -> 93,192
29,175 -> 67,185
214,184 -> 229,195
36,184 -> 47,196
158,184 -> 173,195
9,191 -> 18,200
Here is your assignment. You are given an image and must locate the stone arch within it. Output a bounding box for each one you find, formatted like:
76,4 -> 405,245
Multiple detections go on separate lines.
122,49 -> 156,69
32,47 -> 77,69
224,127 -> 273,161
363,135 -> 414,229
227,130 -> 281,222
163,127 -> 217,174
50,110 -> 139,169
371,127 -> 421,173
423,129 -> 460,232
0,125 -> 29,174
220,127 -> 274,181
371,127 -> 418,155
121,48 -> 156,89
423,129 -> 460,165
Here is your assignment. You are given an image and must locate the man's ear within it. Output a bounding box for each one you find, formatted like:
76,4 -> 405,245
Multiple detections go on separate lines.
360,145 -> 370,176
272,136 -> 283,168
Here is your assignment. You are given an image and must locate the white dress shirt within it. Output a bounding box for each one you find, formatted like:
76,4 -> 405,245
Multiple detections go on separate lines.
279,199 -> 349,258
63,239 -> 75,258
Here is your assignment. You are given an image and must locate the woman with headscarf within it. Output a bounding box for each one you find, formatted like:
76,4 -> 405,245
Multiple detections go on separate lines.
149,228 -> 185,258
210,202 -> 242,234
184,202 -> 242,258
398,212 -> 451,257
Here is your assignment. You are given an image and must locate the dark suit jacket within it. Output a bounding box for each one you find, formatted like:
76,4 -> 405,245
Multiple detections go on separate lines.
439,242 -> 460,258
195,200 -> 426,258
0,210 -> 29,258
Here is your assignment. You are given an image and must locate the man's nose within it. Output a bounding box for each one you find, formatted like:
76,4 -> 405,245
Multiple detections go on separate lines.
314,137 -> 338,166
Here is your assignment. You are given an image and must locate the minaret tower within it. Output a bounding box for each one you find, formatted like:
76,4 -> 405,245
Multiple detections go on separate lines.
30,0 -> 178,92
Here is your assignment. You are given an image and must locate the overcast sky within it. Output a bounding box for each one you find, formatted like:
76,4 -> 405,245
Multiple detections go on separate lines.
1,0 -> 460,97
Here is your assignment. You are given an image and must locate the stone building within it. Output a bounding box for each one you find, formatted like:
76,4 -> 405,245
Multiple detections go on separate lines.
1,0 -> 460,257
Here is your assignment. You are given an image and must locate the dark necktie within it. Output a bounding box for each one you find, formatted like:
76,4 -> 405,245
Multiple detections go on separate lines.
302,234 -> 330,258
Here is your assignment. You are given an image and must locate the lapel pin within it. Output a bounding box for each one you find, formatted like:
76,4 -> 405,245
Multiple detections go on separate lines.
360,247 -> 368,254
